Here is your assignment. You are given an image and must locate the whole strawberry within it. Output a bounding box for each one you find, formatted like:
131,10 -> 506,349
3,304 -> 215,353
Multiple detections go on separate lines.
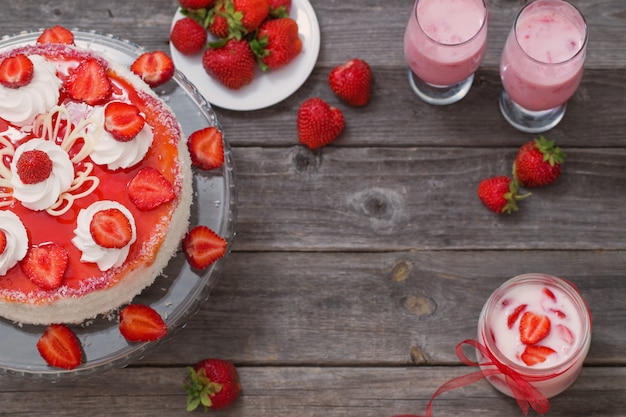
268,0 -> 291,17
170,17 -> 207,55
234,0 -> 269,33
297,97 -> 344,150
514,136 -> 565,188
202,38 -> 256,89
477,176 -> 529,214
251,17 -> 302,71
329,58 -> 372,107
180,0 -> 215,9
184,358 -> 241,411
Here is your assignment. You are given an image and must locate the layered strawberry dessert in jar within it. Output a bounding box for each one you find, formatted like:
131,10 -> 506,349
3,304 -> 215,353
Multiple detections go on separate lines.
477,273 -> 591,399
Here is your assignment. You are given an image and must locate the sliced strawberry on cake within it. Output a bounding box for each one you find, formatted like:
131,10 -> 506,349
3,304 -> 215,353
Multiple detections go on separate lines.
0,54 -> 35,88
37,26 -> 75,45
89,208 -> 134,249
127,167 -> 176,211
130,51 -> 175,88
21,243 -> 69,291
64,58 -> 112,105
104,102 -> 146,142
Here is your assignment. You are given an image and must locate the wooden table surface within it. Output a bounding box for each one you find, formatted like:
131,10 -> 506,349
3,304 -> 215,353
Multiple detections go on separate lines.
1,0 -> 625,416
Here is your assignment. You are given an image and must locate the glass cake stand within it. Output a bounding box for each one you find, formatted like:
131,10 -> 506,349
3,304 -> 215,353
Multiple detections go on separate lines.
0,30 -> 236,378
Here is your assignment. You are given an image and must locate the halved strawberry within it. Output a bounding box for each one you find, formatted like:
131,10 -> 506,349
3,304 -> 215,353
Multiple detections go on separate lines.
16,149 -> 53,184
507,304 -> 527,329
519,311 -> 551,345
104,102 -> 146,142
64,58 -> 112,105
187,126 -> 224,170
21,243 -> 69,290
543,287 -> 557,302
130,51 -> 175,88
119,304 -> 167,342
182,225 -> 227,270
127,167 -> 176,211
37,324 -> 82,370
0,54 -> 34,89
556,324 -> 575,346
90,208 -> 133,249
521,345 -> 556,366
36,26 -> 75,45
0,230 -> 6,255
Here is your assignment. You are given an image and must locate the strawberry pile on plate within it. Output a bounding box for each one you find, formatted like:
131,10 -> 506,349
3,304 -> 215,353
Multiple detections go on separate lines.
171,0 -> 303,90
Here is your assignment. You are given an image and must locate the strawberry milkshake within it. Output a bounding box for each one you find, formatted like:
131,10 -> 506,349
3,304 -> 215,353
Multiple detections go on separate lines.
403,0 -> 487,105
499,0 -> 587,132
477,273 -> 591,399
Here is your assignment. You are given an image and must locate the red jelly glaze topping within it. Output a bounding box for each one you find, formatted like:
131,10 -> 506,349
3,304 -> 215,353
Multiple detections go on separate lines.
0,45 -> 183,304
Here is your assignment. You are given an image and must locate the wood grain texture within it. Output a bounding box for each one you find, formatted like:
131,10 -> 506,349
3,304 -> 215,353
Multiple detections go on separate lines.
0,0 -> 625,416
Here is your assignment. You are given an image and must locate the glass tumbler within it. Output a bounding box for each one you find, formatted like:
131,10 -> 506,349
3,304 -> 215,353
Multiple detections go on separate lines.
403,0 -> 488,105
499,0 -> 588,133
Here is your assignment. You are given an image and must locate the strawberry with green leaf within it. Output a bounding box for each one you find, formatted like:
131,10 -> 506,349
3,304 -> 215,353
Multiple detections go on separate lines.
185,358 -> 241,411
251,17 -> 302,71
513,135 -> 565,188
477,176 -> 530,214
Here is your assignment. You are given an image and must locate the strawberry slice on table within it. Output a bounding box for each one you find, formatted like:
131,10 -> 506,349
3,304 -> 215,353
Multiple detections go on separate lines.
0,54 -> 34,89
130,51 -> 175,88
521,345 -> 556,366
64,58 -> 112,105
119,304 -> 168,342
182,225 -> 227,270
89,208 -> 133,249
127,167 -> 176,211
21,243 -> 69,291
104,102 -> 146,142
37,324 -> 83,370
187,126 -> 224,170
36,25 -> 75,45
519,311 -> 551,345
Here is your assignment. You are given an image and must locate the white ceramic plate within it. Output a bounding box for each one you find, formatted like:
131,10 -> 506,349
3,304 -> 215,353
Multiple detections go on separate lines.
170,0 -> 321,111
0,30 -> 235,378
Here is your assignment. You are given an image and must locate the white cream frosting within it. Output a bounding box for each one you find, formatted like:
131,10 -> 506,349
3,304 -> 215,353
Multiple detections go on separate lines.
10,139 -> 74,211
85,102 -> 153,170
71,200 -> 137,271
0,211 -> 29,276
0,55 -> 61,128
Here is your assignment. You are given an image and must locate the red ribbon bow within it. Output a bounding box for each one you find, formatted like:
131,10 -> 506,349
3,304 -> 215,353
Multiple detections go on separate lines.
398,339 -> 551,417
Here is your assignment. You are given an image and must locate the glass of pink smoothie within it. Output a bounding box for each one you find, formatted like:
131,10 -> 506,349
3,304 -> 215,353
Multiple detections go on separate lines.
477,273 -> 592,400
403,0 -> 488,105
499,0 -> 588,132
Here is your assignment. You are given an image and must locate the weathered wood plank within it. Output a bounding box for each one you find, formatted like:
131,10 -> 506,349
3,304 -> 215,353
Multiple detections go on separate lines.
139,251 -> 625,366
226,147 -> 626,251
0,366 -> 623,416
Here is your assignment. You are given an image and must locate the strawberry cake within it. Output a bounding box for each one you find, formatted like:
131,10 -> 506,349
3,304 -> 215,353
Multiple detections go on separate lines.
0,37 -> 193,325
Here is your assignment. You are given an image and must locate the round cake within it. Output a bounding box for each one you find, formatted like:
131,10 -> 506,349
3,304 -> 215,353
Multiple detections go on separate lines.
0,40 -> 193,325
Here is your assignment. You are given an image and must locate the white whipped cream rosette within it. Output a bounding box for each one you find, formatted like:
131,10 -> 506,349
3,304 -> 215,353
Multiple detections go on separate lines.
10,138 -> 74,211
0,55 -> 61,127
84,102 -> 154,170
0,211 -> 29,276
71,200 -> 137,271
